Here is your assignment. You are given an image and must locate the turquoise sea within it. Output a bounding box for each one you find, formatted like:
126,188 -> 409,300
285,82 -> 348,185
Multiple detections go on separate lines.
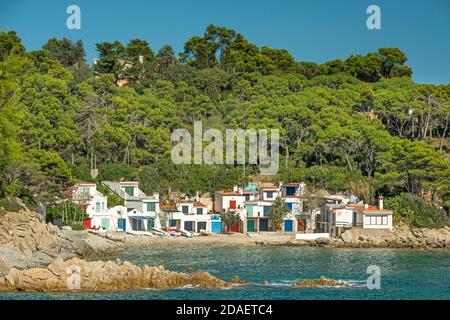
1,246 -> 449,300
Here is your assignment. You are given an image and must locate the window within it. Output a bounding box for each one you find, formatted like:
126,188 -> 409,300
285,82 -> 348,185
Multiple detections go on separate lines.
382,216 -> 388,225
101,202 -> 105,210
196,208 -> 203,215
182,206 -> 189,214
245,195 -> 250,201
124,186 -> 135,197
82,187 -> 90,195
147,202 -> 156,212
266,191 -> 273,199
376,216 -> 382,225
286,187 -> 296,196
96,202 -> 101,213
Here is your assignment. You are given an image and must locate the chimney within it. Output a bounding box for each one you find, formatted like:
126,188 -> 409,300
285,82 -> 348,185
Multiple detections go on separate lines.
364,203 -> 369,209
378,196 -> 384,210
233,185 -> 238,192
195,191 -> 199,202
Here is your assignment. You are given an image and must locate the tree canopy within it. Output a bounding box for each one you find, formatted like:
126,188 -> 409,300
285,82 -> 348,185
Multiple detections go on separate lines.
0,26 -> 448,211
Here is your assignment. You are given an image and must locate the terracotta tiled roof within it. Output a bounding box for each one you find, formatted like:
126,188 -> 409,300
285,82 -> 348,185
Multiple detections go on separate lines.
193,202 -> 207,207
346,205 -> 392,214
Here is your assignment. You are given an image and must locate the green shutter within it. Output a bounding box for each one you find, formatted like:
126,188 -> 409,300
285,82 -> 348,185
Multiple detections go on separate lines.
247,220 -> 255,232
96,202 -> 101,212
246,205 -> 254,217
147,202 -> 156,212
124,186 -> 134,196
101,218 -> 110,229
147,218 -> 154,230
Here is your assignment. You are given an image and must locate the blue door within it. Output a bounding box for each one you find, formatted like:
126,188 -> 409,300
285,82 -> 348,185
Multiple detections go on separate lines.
118,218 -> 126,231
259,219 -> 269,231
211,221 -> 222,233
284,220 -> 293,232
184,221 -> 194,231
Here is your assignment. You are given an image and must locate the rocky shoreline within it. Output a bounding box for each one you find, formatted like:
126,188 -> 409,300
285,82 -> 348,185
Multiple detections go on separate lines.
0,257 -> 230,292
0,210 -> 119,273
257,225 -> 450,249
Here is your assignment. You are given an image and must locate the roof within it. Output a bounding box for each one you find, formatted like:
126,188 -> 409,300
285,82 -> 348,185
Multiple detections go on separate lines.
160,204 -> 180,211
281,183 -> 300,187
102,181 -> 153,201
119,181 -> 139,185
74,182 -> 96,186
193,202 -> 207,207
215,190 -> 242,196
346,205 -> 392,214
245,200 -> 275,204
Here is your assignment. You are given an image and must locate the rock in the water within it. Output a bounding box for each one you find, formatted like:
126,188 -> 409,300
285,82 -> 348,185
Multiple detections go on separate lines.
293,276 -> 348,288
0,257 -> 231,292
261,280 -> 269,285
230,276 -> 248,285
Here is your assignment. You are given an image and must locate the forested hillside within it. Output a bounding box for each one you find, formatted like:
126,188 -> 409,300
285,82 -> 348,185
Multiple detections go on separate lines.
0,25 -> 449,209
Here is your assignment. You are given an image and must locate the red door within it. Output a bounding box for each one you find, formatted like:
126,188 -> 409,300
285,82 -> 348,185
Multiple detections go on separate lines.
297,219 -> 306,232
229,200 -> 236,209
228,223 -> 240,233
83,219 -> 92,229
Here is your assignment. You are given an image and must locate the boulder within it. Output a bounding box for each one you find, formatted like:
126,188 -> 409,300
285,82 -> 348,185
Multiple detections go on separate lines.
230,276 -> 248,285
340,230 -> 354,244
0,257 -> 231,292
293,276 -> 348,288
315,237 -> 330,245
0,211 -> 119,270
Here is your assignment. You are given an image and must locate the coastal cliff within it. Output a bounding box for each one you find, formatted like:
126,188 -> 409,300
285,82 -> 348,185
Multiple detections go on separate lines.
0,210 -> 117,273
0,257 -> 231,292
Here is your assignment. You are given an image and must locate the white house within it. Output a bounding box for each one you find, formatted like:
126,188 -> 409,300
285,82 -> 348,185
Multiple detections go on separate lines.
214,188 -> 246,212
326,197 -> 393,237
170,199 -> 211,233
69,182 -> 108,218
102,181 -> 161,232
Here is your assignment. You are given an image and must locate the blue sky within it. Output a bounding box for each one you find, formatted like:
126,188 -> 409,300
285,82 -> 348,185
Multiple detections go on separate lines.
1,0 -> 449,84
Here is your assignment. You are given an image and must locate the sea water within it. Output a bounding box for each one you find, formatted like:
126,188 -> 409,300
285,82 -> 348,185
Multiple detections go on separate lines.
1,246 -> 449,300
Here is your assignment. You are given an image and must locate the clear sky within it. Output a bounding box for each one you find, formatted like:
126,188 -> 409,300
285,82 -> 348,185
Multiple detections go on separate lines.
1,0 -> 449,84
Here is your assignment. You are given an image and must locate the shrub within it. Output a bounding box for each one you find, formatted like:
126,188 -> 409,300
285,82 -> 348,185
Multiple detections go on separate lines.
0,197 -> 23,213
385,193 -> 449,228
70,222 -> 86,230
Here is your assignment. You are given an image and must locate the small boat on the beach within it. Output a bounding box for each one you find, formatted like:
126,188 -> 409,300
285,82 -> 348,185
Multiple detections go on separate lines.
200,229 -> 211,236
179,229 -> 193,238
152,227 -> 169,237
169,231 -> 180,237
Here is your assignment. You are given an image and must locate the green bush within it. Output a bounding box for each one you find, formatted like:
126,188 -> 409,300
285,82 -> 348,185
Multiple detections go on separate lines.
70,221 -> 86,230
0,198 -> 23,212
46,202 -> 89,221
385,193 -> 449,228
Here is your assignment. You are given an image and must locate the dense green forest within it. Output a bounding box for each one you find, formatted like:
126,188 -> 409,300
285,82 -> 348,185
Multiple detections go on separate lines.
0,25 -> 449,210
